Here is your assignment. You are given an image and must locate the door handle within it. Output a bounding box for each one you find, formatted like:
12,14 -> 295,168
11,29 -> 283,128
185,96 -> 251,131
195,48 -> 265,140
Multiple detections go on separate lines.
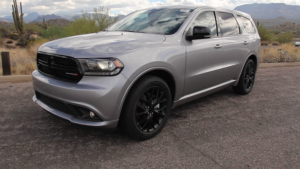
215,44 -> 222,49
243,41 -> 249,45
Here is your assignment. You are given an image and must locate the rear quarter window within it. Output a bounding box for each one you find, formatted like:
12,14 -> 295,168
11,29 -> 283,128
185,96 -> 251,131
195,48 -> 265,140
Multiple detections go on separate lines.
238,15 -> 256,34
218,12 -> 240,36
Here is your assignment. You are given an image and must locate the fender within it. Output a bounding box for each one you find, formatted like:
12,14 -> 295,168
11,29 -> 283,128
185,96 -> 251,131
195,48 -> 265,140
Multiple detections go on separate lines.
233,53 -> 259,86
116,67 -> 178,119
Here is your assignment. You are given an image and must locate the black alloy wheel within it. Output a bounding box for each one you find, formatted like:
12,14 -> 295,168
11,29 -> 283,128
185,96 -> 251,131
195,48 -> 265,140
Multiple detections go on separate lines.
233,59 -> 256,95
135,86 -> 167,133
243,61 -> 255,92
119,76 -> 172,140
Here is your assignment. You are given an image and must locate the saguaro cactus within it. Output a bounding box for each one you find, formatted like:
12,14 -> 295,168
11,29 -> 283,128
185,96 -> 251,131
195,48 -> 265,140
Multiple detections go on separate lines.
42,18 -> 48,30
12,0 -> 24,45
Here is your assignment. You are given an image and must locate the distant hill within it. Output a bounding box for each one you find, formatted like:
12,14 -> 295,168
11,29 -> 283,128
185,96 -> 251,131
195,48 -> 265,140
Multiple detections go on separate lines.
253,17 -> 289,28
46,19 -> 71,27
269,22 -> 300,33
31,14 -> 62,22
0,21 -> 13,29
235,3 -> 300,19
24,12 -> 41,22
0,18 -> 12,23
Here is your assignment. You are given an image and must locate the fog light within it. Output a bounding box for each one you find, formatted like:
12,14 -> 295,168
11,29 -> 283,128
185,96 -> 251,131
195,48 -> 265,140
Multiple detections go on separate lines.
90,111 -> 95,118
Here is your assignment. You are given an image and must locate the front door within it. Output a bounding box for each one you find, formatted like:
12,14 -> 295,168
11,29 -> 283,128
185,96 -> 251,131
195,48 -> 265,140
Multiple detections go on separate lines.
184,11 -> 226,95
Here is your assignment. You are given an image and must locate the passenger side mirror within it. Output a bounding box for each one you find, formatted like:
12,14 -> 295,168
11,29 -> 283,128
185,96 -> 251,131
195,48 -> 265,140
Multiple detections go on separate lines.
186,26 -> 211,40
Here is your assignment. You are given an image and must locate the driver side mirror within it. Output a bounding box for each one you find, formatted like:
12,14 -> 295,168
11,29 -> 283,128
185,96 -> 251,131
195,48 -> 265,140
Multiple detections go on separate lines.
186,26 -> 211,40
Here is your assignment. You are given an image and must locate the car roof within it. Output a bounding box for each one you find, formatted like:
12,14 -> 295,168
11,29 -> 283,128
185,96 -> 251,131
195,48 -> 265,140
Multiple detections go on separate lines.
144,5 -> 251,18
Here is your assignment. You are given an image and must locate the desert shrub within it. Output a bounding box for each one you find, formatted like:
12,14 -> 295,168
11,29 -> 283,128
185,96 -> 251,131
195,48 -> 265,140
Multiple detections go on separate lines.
8,33 -> 19,40
0,27 -> 12,37
24,23 -> 42,35
260,44 -> 300,63
42,6 -> 118,40
0,39 -> 48,75
257,24 -> 273,42
270,30 -> 281,35
261,41 -> 268,46
26,38 -> 48,48
277,32 -> 293,44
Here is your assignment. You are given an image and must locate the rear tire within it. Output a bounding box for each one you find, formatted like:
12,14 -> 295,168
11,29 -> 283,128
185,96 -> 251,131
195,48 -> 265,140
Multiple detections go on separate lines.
233,59 -> 256,95
119,76 -> 172,140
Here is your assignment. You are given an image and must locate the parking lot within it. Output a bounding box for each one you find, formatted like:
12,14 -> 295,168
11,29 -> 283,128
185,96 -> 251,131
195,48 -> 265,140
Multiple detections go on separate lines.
0,66 -> 300,168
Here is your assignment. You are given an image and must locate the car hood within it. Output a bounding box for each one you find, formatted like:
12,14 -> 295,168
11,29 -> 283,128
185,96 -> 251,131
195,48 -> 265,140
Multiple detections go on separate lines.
39,31 -> 166,58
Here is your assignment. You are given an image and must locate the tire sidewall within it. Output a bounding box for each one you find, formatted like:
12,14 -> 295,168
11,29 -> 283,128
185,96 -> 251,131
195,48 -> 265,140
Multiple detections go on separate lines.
242,60 -> 256,93
122,76 -> 172,139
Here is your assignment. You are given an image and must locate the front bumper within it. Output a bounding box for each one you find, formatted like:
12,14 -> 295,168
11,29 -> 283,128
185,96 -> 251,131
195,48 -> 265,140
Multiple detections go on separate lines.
32,70 -> 129,128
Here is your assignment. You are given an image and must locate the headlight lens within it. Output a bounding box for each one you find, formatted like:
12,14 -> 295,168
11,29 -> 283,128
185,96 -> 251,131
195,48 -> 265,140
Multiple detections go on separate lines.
78,58 -> 124,76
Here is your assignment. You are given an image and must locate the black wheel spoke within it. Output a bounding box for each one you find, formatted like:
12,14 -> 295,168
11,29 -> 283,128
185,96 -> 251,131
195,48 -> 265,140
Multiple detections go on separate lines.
135,85 -> 168,134
137,104 -> 146,111
140,96 -> 148,103
136,111 -> 147,116
155,105 -> 167,112
142,118 -> 151,130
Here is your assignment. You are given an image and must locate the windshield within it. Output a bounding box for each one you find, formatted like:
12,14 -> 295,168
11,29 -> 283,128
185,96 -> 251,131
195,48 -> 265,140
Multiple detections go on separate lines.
107,8 -> 194,35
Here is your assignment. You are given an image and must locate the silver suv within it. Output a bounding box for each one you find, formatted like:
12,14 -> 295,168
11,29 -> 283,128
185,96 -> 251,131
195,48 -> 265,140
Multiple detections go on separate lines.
32,6 -> 260,140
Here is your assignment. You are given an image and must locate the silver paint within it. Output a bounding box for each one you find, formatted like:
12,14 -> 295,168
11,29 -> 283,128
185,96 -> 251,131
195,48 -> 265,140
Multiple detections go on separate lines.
33,5 -> 261,127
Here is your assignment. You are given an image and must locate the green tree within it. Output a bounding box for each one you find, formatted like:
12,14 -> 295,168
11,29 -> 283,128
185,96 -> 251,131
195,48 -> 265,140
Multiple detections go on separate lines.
277,32 -> 294,44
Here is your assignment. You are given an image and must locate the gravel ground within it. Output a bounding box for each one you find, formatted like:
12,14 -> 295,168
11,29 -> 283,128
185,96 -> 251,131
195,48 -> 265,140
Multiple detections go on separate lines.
0,66 -> 300,169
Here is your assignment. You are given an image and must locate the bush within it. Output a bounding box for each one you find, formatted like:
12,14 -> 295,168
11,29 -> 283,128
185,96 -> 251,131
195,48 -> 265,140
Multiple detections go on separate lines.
42,6 -> 118,40
24,23 -> 42,35
277,32 -> 293,44
257,24 -> 273,42
260,44 -> 300,63
0,27 -> 12,37
8,33 -> 19,40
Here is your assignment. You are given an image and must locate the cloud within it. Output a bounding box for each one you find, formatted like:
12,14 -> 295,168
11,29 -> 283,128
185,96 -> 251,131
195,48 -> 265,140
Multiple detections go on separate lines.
1,0 -> 300,17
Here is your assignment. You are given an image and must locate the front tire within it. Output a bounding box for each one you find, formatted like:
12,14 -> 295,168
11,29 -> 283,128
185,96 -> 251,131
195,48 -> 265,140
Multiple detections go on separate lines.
233,59 -> 256,95
119,76 -> 172,140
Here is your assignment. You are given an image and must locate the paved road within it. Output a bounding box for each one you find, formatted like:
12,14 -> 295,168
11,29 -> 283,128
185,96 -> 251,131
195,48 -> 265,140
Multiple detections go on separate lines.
0,66 -> 300,169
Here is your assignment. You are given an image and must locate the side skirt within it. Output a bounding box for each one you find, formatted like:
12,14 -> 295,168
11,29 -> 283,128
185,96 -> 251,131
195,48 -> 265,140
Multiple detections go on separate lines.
172,80 -> 236,109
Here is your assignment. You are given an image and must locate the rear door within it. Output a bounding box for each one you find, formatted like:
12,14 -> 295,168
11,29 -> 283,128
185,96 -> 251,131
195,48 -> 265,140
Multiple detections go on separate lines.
184,10 -> 226,95
216,12 -> 250,81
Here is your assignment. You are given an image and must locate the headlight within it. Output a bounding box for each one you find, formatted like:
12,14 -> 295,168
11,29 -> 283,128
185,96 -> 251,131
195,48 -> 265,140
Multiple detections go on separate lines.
78,58 -> 124,76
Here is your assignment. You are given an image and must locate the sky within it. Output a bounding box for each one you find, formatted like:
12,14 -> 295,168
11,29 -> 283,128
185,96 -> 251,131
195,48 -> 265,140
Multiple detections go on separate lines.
1,0 -> 300,17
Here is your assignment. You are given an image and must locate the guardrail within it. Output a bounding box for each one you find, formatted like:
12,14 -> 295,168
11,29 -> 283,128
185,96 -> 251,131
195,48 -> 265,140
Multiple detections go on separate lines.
1,52 -> 11,75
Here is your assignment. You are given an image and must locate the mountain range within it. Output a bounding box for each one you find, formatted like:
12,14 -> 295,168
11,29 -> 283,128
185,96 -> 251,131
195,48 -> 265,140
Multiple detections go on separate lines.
234,3 -> 300,19
0,12 -> 125,23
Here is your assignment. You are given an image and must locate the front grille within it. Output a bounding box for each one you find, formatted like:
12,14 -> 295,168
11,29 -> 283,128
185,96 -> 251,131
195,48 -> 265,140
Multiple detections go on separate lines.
36,91 -> 102,122
37,53 -> 83,83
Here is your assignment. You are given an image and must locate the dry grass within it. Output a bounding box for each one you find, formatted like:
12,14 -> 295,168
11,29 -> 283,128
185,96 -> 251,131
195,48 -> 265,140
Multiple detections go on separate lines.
0,39 -> 48,75
261,44 -> 300,63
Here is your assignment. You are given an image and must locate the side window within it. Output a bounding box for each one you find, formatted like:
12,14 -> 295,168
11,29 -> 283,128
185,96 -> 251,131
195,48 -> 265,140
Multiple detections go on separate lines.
218,12 -> 240,36
238,15 -> 256,34
191,11 -> 218,38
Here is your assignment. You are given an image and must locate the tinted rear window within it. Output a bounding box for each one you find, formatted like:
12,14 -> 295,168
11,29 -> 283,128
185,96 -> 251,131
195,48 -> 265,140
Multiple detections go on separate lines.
218,12 -> 240,36
238,15 -> 256,34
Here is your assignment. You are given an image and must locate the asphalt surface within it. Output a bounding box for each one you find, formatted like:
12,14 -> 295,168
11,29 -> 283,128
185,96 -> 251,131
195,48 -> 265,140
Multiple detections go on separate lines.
0,66 -> 300,169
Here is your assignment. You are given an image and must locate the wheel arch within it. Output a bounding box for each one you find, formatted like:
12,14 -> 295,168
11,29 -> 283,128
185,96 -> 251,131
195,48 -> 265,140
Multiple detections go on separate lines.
117,67 -> 177,121
234,53 -> 258,86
